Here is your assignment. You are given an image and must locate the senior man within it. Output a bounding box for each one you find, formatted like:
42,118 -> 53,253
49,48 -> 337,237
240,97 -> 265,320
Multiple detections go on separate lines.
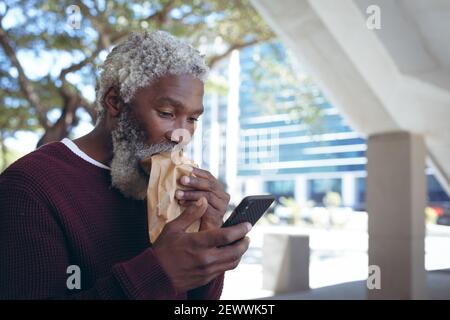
0,31 -> 251,299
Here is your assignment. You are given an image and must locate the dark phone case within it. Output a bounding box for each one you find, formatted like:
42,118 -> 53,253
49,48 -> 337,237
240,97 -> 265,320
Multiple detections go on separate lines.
222,195 -> 275,228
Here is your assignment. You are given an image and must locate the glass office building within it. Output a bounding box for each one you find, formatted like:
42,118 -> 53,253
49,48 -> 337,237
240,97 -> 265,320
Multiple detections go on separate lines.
187,43 -> 450,211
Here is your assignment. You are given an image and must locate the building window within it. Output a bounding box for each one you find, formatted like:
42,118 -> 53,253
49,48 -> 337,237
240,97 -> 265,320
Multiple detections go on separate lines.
308,178 -> 342,205
265,180 -> 295,199
427,174 -> 450,203
356,177 -> 366,211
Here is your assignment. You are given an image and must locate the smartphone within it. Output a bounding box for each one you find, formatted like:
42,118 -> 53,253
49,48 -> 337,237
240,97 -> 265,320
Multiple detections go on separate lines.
222,195 -> 276,228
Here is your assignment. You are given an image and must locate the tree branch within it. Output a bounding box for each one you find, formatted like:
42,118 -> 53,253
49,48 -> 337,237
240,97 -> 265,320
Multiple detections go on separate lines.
74,0 -> 98,22
132,0 -> 177,27
80,96 -> 97,123
208,37 -> 272,69
75,0 -> 113,49
59,45 -> 103,80
0,2 -> 9,24
0,23 -> 49,129
155,0 -> 176,25
36,92 -> 80,147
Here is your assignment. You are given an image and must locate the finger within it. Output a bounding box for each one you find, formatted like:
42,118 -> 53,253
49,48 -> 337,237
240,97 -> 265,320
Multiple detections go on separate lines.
204,251 -> 247,276
179,200 -> 220,216
179,175 -> 222,193
191,167 -> 215,179
177,200 -> 223,230
179,200 -> 222,218
202,238 -> 251,276
167,197 -> 208,232
199,222 -> 252,247
178,199 -> 190,206
213,236 -> 250,265
215,260 -> 242,273
178,199 -> 213,209
176,190 -> 224,211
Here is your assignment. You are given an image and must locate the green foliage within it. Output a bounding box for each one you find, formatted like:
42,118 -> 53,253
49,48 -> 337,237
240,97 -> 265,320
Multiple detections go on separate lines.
0,0 -> 274,151
323,191 -> 342,208
425,206 -> 438,225
279,196 -> 302,225
245,42 -> 324,130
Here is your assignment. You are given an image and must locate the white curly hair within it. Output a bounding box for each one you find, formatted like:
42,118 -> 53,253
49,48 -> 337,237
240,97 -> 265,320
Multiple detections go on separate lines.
95,30 -> 209,120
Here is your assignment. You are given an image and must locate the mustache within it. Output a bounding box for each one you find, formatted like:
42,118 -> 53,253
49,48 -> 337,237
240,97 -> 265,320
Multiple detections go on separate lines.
135,140 -> 178,161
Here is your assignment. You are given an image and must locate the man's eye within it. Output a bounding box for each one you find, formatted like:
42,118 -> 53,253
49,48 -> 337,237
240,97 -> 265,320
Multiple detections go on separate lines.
158,111 -> 174,118
188,117 -> 199,123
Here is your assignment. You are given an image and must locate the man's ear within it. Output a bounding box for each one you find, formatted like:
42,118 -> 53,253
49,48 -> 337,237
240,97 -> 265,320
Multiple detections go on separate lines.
103,87 -> 122,117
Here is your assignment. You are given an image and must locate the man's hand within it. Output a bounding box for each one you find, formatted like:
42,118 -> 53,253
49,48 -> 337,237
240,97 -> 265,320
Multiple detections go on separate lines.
152,197 -> 251,294
176,167 -> 230,230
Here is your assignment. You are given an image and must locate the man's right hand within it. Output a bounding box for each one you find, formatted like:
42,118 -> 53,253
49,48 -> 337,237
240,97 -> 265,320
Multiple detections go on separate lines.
152,197 -> 251,293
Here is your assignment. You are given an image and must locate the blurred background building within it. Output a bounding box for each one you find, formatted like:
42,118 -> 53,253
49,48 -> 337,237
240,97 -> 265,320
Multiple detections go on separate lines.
187,41 -> 450,213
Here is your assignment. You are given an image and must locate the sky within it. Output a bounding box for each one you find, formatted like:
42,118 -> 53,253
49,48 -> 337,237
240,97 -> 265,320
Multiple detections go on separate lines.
2,6 -> 99,154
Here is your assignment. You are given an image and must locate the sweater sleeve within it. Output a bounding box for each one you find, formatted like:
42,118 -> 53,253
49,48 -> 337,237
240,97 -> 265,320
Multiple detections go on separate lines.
187,273 -> 224,300
0,187 -> 177,300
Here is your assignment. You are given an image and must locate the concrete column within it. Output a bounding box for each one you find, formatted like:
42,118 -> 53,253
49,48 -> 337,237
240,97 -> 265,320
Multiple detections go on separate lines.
208,92 -> 220,178
342,174 -> 356,208
295,175 -> 308,204
225,50 -> 240,196
367,131 -> 426,300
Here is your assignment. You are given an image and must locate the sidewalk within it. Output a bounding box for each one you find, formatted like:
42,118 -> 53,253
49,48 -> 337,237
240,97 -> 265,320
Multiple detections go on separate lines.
221,223 -> 450,300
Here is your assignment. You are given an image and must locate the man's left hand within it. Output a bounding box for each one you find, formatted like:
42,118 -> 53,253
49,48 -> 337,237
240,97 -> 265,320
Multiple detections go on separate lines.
175,167 -> 230,231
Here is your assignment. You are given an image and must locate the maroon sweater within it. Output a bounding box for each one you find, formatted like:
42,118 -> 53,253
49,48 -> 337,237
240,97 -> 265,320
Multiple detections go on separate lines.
0,141 -> 223,299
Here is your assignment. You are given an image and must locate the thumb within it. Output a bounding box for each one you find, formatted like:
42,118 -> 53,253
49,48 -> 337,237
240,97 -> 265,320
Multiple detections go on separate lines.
167,197 -> 208,232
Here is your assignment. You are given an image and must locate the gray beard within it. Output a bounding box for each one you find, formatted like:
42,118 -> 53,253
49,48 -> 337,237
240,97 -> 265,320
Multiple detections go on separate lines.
110,109 -> 175,200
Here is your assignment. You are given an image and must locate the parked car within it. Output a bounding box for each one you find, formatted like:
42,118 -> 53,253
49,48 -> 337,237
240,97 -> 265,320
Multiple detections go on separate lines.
434,203 -> 450,226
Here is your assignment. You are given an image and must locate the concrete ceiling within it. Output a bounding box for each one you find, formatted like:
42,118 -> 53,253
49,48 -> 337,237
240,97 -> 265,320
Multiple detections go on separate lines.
252,0 -> 450,195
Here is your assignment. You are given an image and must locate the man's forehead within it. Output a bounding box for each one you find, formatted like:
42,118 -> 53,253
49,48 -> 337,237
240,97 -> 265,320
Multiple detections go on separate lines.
155,96 -> 204,114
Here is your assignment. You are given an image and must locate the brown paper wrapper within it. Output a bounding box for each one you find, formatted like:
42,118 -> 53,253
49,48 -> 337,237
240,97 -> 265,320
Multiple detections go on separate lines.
142,150 -> 200,243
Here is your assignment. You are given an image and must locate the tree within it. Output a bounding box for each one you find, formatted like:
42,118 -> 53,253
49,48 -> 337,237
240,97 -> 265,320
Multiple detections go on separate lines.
244,42 -> 324,132
0,0 -> 274,152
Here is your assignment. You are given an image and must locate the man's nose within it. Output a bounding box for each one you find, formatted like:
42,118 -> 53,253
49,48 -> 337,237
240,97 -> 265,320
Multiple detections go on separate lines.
165,127 -> 194,145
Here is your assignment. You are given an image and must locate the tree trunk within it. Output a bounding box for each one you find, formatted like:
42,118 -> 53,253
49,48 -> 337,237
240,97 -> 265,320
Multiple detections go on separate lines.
36,96 -> 80,148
